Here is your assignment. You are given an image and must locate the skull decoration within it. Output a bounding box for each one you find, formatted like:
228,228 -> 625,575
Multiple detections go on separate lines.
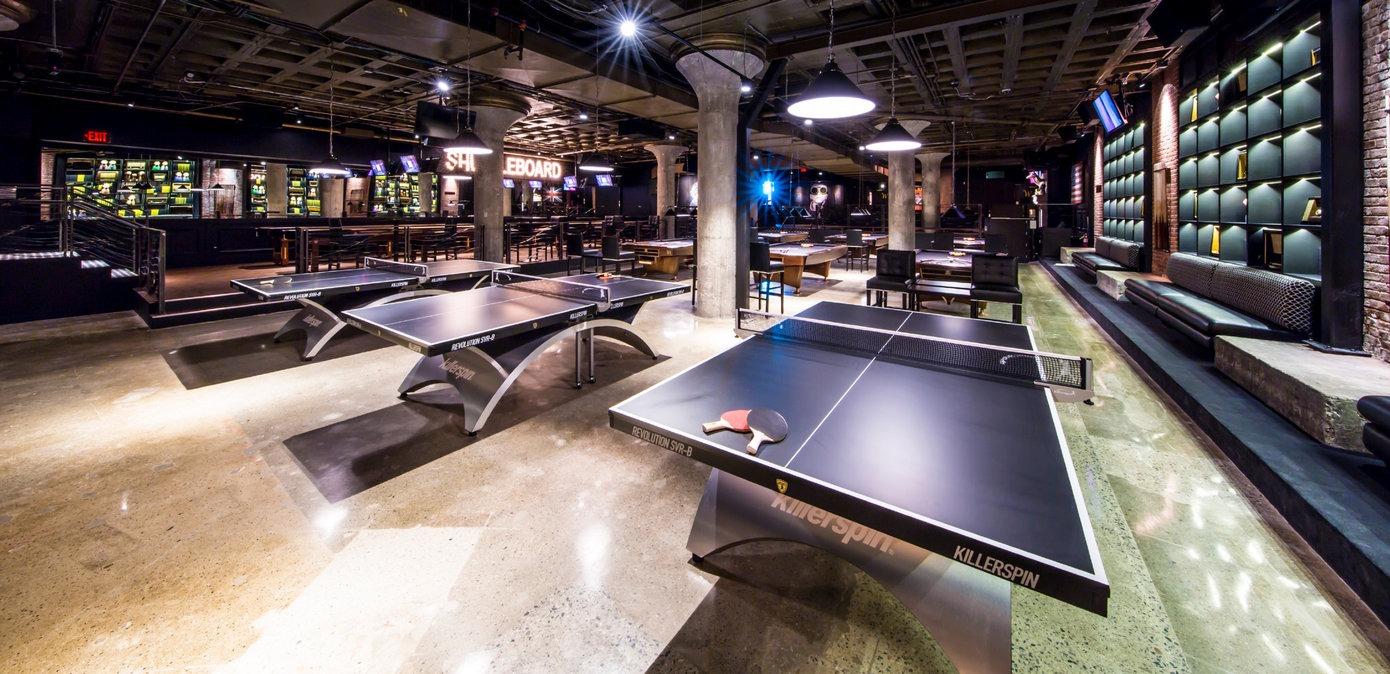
808,184 -> 829,213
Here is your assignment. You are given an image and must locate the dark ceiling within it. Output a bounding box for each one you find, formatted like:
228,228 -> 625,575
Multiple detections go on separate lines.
0,0 -> 1174,175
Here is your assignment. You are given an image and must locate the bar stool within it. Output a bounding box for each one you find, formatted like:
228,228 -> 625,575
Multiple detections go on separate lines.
749,240 -> 785,314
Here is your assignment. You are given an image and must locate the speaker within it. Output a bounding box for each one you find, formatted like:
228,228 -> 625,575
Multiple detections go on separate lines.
1147,0 -> 1210,47
1076,102 -> 1095,126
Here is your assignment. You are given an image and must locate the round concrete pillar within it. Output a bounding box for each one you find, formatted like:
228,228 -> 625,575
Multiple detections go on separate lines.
674,35 -> 766,319
916,151 -> 951,229
886,121 -> 929,251
645,143 -> 686,221
468,89 -> 530,261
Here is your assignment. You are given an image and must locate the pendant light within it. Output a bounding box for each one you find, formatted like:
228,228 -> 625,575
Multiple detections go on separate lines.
864,15 -> 920,153
311,62 -> 351,176
578,154 -> 613,172
443,0 -> 492,155
787,0 -> 875,119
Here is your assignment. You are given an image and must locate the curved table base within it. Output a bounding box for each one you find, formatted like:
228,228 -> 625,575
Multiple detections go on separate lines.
687,470 -> 1012,674
398,318 -> 662,434
273,287 -> 462,361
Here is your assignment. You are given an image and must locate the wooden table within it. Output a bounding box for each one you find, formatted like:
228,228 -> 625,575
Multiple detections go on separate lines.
622,238 -> 694,278
757,230 -> 809,244
769,243 -> 848,293
828,233 -> 888,252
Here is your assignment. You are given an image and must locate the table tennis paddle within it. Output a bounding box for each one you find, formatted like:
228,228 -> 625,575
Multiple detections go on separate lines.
702,409 -> 750,434
745,408 -> 788,455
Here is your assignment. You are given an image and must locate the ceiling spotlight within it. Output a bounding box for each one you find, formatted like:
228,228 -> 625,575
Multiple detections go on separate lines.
296,118 -> 302,124
578,111 -> 589,121
858,145 -> 866,150
667,133 -> 676,140
803,119 -> 813,126
413,133 -> 419,139
619,19 -> 638,38
126,102 -> 134,108
435,79 -> 452,93
740,82 -> 752,94
753,154 -> 760,160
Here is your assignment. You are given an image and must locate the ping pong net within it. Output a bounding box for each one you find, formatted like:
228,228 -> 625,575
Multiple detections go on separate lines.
492,270 -> 613,307
737,309 -> 1093,403
364,257 -> 430,277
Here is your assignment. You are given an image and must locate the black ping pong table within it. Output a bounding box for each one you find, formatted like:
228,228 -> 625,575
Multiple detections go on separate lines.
609,302 -> 1105,673
231,257 -> 518,360
344,270 -> 688,434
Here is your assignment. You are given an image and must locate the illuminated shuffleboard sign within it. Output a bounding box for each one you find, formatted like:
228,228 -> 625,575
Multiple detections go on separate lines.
440,150 -> 568,180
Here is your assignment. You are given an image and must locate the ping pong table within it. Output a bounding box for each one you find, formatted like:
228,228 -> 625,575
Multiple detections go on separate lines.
343,271 -> 688,435
231,257 -> 518,360
609,302 -> 1104,673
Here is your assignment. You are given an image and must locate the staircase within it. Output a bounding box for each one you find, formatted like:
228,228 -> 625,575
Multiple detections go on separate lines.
0,185 -> 167,325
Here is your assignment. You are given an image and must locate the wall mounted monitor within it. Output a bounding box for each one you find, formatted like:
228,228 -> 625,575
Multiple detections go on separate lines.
528,180 -> 543,189
399,155 -> 420,173
369,160 -> 386,176
563,175 -> 578,190
1093,90 -> 1127,134
502,178 -> 516,189
595,174 -> 614,187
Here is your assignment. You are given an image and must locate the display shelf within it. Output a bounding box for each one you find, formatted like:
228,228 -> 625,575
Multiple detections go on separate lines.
1174,14 -> 1322,282
1100,120 -> 1149,252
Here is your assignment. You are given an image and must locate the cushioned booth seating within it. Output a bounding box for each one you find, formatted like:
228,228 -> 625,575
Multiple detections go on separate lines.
1072,236 -> 1142,280
1124,253 -> 1316,348
1360,396 -> 1390,465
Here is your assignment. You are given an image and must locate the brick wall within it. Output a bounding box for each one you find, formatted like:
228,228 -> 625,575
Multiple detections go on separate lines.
1366,0 -> 1390,361
1151,68 -> 1180,276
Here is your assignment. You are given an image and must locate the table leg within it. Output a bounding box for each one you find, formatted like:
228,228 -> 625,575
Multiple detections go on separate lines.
687,470 -> 1013,674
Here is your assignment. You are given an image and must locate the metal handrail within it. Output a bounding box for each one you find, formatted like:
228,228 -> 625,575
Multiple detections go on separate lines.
0,184 -> 168,314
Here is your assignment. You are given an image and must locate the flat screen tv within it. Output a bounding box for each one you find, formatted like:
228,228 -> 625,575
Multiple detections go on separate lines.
563,175 -> 578,191
595,174 -> 614,187
502,178 -> 515,189
369,160 -> 386,176
399,154 -> 420,173
1092,90 -> 1126,134
528,180 -> 543,190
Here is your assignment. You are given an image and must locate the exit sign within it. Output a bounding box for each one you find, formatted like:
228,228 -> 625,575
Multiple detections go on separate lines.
83,130 -> 111,143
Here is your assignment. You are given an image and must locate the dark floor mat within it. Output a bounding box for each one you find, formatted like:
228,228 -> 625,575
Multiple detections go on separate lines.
282,340 -> 668,502
163,328 -> 388,389
283,400 -> 474,503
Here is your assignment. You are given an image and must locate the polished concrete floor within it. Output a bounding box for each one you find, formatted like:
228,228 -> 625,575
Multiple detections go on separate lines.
1,264 -> 1387,672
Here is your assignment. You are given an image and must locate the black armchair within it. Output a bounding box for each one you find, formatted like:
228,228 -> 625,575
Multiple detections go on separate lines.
843,229 -> 869,271
750,240 -> 785,313
865,249 -> 918,308
983,233 -> 1008,254
567,233 -> 601,275
596,235 -> 638,274
970,255 -> 1023,323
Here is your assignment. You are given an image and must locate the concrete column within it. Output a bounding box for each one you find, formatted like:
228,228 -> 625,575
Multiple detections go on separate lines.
885,121 -> 929,251
674,35 -> 766,319
469,90 -> 529,261
916,151 -> 951,229
321,178 -> 345,217
644,143 -> 685,215
265,163 -> 288,217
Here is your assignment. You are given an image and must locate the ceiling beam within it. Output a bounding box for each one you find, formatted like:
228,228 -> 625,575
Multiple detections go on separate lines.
768,0 -> 1074,58
1000,14 -> 1023,93
941,25 -> 971,96
1093,2 -> 1160,86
